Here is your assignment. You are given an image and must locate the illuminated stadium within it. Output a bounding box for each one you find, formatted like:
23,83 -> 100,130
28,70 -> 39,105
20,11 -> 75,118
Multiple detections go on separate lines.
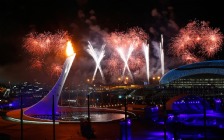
160,60 -> 224,88
155,60 -> 224,131
142,60 -> 224,139
157,60 -> 224,102
158,60 -> 224,110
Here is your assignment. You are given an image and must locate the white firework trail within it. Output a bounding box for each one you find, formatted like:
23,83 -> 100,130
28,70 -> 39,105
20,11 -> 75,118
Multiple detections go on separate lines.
143,43 -> 150,84
87,41 -> 106,83
160,34 -> 165,75
117,44 -> 134,82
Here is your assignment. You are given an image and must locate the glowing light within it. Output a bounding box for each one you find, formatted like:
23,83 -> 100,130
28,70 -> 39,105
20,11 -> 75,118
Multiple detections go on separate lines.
66,41 -> 74,57
127,119 -> 131,125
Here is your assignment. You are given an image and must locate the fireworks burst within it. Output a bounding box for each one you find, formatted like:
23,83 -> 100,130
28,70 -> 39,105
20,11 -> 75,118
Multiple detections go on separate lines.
170,20 -> 223,63
23,32 -> 52,56
23,31 -> 71,77
49,63 -> 63,77
30,59 -> 44,70
106,27 -> 148,49
106,27 -> 148,83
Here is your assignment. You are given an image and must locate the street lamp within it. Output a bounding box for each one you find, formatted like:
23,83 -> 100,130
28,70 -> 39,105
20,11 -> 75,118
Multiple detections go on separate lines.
118,77 -> 121,84
80,87 -> 95,139
87,86 -> 95,121
87,79 -> 90,83
20,93 -> 23,140
120,90 -> 132,140
125,77 -> 129,81
87,91 -> 92,122
124,76 -> 129,85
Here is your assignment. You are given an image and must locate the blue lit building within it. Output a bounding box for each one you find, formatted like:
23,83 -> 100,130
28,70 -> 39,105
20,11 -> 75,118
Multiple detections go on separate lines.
159,60 -> 224,112
160,60 -> 224,88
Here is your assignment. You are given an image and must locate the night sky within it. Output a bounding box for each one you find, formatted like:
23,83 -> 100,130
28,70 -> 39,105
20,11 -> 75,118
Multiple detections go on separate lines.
0,0 -> 224,85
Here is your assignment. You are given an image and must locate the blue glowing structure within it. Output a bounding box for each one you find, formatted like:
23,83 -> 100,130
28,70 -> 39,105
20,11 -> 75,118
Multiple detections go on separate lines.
120,118 -> 132,140
24,54 -> 76,116
160,60 -> 224,85
214,98 -> 222,112
171,95 -> 210,114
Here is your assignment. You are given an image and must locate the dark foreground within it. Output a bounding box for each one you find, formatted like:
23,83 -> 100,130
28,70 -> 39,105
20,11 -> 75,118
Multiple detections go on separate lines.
1,110 -> 224,140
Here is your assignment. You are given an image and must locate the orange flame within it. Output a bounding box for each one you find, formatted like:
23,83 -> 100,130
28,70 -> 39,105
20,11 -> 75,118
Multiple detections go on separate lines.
66,41 -> 75,56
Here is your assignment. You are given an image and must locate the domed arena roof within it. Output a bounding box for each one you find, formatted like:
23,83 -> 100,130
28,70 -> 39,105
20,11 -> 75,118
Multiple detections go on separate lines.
160,60 -> 224,85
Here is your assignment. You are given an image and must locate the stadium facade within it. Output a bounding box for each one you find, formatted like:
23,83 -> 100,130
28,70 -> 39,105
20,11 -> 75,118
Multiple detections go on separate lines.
159,60 -> 224,111
160,60 -> 224,89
